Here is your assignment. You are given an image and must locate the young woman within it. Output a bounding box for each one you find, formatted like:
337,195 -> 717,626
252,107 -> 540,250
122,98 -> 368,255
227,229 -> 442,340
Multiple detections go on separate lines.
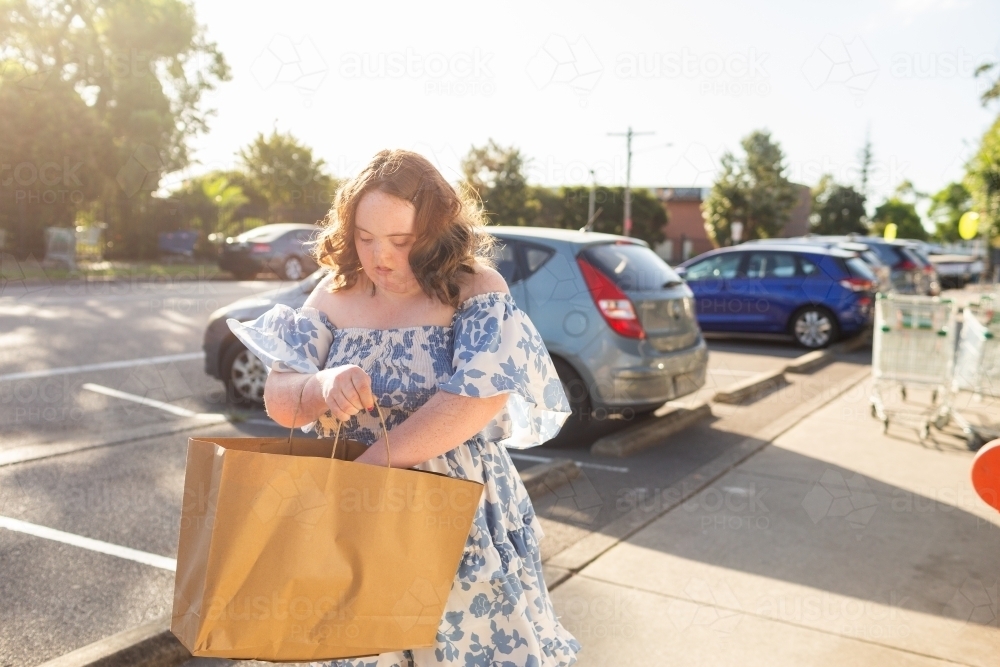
227,149 -> 581,667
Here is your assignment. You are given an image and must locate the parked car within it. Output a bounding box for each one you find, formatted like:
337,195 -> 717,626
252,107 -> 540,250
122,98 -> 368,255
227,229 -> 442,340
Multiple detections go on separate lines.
897,241 -> 942,295
218,223 -> 321,280
676,243 -> 876,349
922,249 -> 984,288
744,237 -> 893,294
785,235 -> 937,296
205,227 -> 709,425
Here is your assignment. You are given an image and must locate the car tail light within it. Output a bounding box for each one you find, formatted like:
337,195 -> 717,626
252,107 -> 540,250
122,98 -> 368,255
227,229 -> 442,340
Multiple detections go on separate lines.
576,257 -> 646,339
897,258 -> 918,271
839,277 -> 874,292
250,243 -> 271,253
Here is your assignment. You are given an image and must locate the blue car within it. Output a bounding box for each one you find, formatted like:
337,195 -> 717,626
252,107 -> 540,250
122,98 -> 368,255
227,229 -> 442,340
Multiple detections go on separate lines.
675,243 -> 876,348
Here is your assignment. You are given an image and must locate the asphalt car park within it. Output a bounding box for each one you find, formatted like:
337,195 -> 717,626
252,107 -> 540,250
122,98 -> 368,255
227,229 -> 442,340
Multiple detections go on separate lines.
0,278 -> 869,666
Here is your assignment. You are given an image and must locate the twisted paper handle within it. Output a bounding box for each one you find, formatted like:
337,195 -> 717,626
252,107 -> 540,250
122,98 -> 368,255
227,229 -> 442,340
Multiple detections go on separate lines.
287,376 -> 391,468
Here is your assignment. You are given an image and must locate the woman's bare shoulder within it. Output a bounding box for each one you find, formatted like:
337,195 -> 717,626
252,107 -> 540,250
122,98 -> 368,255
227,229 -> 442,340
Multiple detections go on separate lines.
458,258 -> 510,303
303,271 -> 354,323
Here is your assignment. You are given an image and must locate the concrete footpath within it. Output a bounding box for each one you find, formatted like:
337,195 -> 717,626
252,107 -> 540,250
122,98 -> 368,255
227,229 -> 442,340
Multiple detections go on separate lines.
550,375 -> 1000,666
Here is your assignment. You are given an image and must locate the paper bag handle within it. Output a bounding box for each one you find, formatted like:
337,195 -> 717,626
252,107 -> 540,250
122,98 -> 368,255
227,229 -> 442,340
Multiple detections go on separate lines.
288,376 -> 392,468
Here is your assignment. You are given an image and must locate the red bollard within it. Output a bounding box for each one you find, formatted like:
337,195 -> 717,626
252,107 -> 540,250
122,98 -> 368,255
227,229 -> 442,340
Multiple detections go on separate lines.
972,438 -> 1000,512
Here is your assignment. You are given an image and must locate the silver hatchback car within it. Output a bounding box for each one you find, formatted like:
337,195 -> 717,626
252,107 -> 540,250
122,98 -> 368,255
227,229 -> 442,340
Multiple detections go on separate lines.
204,226 -> 708,425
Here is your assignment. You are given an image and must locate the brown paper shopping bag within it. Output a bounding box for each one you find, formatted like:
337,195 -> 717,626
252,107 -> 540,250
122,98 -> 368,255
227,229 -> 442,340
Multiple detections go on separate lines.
170,395 -> 484,662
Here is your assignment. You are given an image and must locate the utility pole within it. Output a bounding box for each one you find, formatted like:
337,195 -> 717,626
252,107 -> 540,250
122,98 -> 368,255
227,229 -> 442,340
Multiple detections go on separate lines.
587,169 -> 596,226
608,125 -> 654,237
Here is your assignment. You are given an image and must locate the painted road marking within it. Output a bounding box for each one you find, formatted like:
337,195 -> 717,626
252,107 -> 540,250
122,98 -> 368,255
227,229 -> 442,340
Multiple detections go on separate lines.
0,352 -> 205,382
0,515 -> 176,571
81,383 -> 223,419
507,452 -> 629,473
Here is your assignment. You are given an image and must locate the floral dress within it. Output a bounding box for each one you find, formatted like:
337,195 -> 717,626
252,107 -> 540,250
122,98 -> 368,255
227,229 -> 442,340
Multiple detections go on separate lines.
227,291 -> 582,667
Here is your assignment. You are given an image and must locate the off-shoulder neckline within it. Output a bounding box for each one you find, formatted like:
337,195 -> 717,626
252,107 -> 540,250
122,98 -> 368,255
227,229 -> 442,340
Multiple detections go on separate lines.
304,290 -> 513,334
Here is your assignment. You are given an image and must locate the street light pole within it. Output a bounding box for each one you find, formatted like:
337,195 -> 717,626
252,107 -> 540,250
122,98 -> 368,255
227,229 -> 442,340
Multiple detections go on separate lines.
608,125 -> 654,237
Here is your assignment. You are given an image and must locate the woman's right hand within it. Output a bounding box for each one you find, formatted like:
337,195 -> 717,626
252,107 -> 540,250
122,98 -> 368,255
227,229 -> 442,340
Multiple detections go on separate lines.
314,365 -> 375,422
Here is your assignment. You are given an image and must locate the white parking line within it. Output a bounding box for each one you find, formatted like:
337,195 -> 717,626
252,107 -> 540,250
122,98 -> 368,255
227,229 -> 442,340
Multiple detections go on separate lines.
0,352 -> 205,382
79,384 -> 631,473
0,515 -> 176,571
507,452 -> 629,473
81,383 -> 224,420
708,368 -> 760,376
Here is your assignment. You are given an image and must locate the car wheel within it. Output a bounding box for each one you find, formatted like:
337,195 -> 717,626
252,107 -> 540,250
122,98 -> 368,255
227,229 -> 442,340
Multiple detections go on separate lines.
222,342 -> 266,405
281,256 -> 305,281
790,306 -> 838,349
552,358 -> 592,425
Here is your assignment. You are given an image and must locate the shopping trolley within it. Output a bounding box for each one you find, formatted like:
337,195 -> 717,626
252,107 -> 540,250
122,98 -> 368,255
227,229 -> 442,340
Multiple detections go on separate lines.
950,298 -> 1000,450
870,294 -> 957,439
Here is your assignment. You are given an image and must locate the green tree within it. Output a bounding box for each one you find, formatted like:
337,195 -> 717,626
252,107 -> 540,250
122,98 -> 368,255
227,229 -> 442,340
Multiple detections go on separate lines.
964,115 -> 1000,279
460,139 -> 541,227
237,130 -> 336,224
872,198 -> 927,240
0,62 -> 108,258
703,130 -> 799,245
928,182 -> 972,242
976,61 -> 1000,107
546,185 -> 666,246
810,174 -> 868,235
0,0 -> 230,259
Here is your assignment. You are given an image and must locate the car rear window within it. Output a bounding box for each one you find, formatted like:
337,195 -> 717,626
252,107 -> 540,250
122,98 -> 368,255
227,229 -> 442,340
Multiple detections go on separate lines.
846,257 -> 877,280
581,242 -> 683,291
865,242 -> 902,265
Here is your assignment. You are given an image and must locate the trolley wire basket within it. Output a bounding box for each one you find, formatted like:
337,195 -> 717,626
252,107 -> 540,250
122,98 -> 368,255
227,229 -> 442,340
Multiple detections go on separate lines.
870,294 -> 956,439
950,300 -> 1000,449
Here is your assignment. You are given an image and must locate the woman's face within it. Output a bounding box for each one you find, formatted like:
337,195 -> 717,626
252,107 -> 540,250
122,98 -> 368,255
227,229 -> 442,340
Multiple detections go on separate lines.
354,190 -> 419,295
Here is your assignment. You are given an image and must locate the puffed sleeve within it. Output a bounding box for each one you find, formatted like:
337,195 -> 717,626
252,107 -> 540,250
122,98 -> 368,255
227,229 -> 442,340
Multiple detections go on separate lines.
438,292 -> 572,449
226,303 -> 334,434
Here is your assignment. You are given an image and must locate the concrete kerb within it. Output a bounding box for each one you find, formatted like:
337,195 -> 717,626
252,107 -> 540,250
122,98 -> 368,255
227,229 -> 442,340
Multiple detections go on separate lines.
35,616 -> 188,667
546,363 -> 872,590
712,368 -> 788,404
33,458 -> 576,667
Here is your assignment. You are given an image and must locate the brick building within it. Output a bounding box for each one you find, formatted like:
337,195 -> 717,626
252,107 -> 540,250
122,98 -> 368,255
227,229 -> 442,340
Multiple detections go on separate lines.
649,185 -> 812,265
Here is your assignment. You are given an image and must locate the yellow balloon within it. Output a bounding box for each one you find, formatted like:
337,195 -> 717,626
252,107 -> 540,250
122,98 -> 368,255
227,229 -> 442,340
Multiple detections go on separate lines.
959,211 -> 980,240
883,223 -> 898,240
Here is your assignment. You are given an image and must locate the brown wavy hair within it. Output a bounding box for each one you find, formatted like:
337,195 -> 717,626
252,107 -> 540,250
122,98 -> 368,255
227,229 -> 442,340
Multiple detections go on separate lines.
310,149 -> 496,307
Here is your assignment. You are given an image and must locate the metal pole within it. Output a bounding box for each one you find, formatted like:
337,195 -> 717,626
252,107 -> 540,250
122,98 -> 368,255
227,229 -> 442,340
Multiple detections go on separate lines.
588,169 -> 596,228
608,126 -> 654,237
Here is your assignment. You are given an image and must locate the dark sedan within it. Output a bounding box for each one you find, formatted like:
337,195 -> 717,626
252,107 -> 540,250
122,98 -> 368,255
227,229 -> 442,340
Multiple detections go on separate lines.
218,223 -> 321,280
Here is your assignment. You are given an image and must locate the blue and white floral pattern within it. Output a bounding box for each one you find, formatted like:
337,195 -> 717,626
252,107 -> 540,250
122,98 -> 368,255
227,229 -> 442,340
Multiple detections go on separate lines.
226,291 -> 580,667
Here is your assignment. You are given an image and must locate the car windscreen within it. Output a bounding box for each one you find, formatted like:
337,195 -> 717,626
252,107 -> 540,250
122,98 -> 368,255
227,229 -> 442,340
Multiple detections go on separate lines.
581,242 -> 683,291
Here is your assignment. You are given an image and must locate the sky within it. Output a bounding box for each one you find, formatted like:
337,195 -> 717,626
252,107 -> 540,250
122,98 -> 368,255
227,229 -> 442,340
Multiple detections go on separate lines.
178,0 -> 1000,213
